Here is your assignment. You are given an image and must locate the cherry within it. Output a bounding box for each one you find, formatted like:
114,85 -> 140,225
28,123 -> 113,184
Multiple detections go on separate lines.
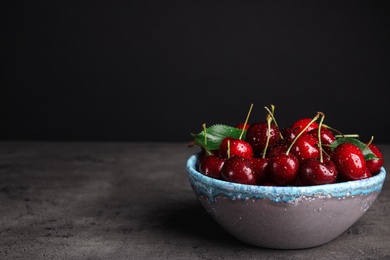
221,156 -> 257,185
280,127 -> 298,146
308,127 -> 336,155
267,144 -> 288,158
269,152 -> 299,185
219,137 -> 253,159
331,142 -> 367,181
248,157 -> 270,184
291,132 -> 320,163
198,154 -> 226,179
361,167 -> 373,179
246,121 -> 280,154
291,117 -> 319,133
299,158 -> 338,185
365,143 -> 384,175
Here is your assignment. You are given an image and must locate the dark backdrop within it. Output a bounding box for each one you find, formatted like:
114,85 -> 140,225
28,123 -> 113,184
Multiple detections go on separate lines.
2,1 -> 389,143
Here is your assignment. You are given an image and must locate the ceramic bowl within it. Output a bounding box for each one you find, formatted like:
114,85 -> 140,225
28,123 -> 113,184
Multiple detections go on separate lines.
186,153 -> 386,249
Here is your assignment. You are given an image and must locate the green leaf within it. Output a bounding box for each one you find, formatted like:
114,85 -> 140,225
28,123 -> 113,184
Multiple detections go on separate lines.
329,137 -> 379,161
190,124 -> 246,151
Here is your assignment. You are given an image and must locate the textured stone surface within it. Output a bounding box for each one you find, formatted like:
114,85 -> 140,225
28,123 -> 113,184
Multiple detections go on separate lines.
0,142 -> 389,259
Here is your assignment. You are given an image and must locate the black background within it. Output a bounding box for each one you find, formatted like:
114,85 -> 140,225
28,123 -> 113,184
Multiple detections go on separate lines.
2,1 -> 389,143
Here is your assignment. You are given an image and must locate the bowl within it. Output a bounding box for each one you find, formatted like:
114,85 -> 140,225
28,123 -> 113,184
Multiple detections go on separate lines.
186,153 -> 386,249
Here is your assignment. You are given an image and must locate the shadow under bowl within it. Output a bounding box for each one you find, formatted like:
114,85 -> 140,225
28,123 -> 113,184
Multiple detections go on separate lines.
186,153 -> 386,249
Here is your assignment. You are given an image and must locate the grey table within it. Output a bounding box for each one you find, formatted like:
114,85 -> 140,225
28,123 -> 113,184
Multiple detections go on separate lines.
0,142 -> 389,259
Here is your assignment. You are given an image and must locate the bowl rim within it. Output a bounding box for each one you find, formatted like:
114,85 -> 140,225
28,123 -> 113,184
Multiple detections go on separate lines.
186,153 -> 386,203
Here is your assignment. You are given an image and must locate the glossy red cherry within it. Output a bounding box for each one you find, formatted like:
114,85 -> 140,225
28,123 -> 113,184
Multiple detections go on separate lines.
221,156 -> 257,185
365,143 -> 384,175
248,157 -> 270,184
331,142 -> 366,181
299,158 -> 338,185
361,167 -> 373,179
219,137 -> 253,159
280,127 -> 298,146
308,127 -> 336,155
268,152 -> 299,186
291,133 -> 320,163
198,155 -> 226,179
246,121 -> 280,154
291,118 -> 319,133
267,144 -> 288,159
197,147 -> 219,167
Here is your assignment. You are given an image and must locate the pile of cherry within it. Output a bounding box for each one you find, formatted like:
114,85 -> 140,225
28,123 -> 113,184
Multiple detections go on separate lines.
189,105 -> 384,186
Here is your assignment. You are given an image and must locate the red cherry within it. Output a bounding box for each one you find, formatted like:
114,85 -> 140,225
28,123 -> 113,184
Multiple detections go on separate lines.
280,127 -> 298,146
198,155 -> 226,179
268,152 -> 299,186
246,121 -> 280,154
267,144 -> 288,158
219,137 -> 253,159
299,158 -> 338,185
365,143 -> 384,175
198,147 -> 219,167
221,156 -> 257,185
291,133 -> 320,163
248,157 -> 270,184
308,127 -> 336,155
361,167 -> 373,179
291,118 -> 319,133
331,142 -> 366,181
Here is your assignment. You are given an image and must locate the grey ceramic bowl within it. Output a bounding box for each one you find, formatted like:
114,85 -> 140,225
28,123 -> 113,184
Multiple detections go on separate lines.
186,153 -> 386,249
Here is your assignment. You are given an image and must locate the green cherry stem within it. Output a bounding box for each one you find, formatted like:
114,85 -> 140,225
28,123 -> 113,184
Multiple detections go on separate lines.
334,134 -> 360,138
323,124 -> 360,139
262,114 -> 272,159
239,103 -> 253,140
227,139 -> 231,159
317,112 -> 325,163
264,104 -> 284,139
363,136 -> 375,150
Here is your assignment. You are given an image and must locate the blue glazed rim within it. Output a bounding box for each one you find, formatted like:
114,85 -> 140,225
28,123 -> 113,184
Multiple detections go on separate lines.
186,153 -> 386,203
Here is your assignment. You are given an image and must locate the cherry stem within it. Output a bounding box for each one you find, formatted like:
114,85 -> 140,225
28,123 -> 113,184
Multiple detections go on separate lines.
323,124 -> 360,139
271,104 -> 275,115
364,136 -> 374,150
262,114 -> 272,159
239,103 -> 253,140
317,112 -> 325,163
286,112 -> 321,155
322,124 -> 342,136
227,139 -> 231,159
264,104 -> 284,140
334,134 -> 360,138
